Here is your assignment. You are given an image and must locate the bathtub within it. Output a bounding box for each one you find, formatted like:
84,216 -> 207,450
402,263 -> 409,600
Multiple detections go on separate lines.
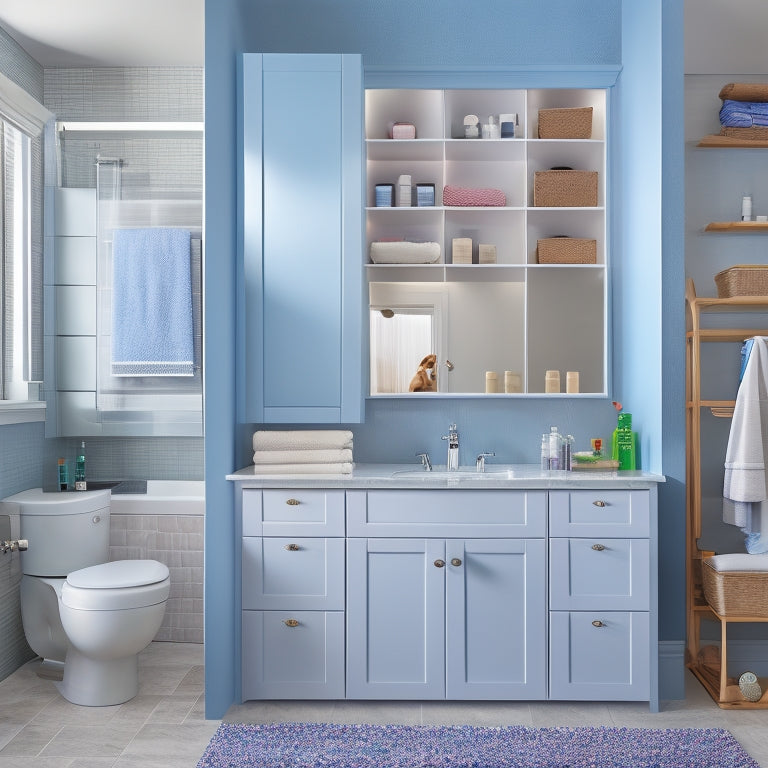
108,480 -> 205,516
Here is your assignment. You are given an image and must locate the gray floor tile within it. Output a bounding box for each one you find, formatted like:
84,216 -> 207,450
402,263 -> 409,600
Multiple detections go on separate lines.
39,724 -> 138,759
0,759 -> 74,768
420,701 -> 534,727
118,722 -> 219,760
224,700 -> 336,724
528,701 -> 615,727
329,700 -> 422,725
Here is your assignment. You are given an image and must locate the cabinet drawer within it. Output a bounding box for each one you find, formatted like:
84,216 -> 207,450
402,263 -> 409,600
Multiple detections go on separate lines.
242,536 -> 344,610
549,538 -> 649,610
242,489 -> 345,536
242,610 -> 344,699
549,490 -> 649,538
347,490 -> 546,538
549,611 -> 650,701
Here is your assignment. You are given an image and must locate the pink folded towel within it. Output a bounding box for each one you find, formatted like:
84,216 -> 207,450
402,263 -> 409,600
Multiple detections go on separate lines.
443,185 -> 506,207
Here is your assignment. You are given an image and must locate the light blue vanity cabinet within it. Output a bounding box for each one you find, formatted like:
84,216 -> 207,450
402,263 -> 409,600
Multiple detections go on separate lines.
230,470 -> 661,709
241,489 -> 346,699
345,490 -> 547,700
548,490 -> 656,703
239,54 -> 363,424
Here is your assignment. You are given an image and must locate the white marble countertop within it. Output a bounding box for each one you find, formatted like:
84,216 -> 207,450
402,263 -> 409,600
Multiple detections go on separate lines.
227,463 -> 665,489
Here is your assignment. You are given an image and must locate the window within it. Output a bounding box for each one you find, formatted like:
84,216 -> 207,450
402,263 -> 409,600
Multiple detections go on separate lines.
1,119 -> 34,401
0,72 -> 50,421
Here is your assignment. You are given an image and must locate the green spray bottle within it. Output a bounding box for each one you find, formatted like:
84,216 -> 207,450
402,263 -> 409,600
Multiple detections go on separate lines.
611,403 -> 637,470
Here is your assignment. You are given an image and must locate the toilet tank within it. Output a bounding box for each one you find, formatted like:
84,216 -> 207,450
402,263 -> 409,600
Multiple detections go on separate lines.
2,489 -> 111,577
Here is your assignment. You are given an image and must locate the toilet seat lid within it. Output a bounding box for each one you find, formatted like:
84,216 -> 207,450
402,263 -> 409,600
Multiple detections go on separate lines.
67,559 -> 169,589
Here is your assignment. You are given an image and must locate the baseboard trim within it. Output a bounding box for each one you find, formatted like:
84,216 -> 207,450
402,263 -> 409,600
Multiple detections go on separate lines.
659,640 -> 685,701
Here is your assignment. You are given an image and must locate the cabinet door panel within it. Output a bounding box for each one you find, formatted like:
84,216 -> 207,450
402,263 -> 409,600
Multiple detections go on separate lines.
549,610 -> 650,701
242,536 -> 344,610
242,610 -> 344,699
549,538 -> 649,611
445,539 -> 546,699
240,53 -> 362,424
346,538 -> 445,699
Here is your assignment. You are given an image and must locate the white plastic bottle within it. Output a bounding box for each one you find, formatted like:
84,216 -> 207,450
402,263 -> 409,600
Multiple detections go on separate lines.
549,426 -> 561,470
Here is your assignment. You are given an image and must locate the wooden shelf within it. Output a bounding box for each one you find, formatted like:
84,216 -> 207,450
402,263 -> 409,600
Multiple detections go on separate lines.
698,134 -> 768,148
705,221 -> 768,232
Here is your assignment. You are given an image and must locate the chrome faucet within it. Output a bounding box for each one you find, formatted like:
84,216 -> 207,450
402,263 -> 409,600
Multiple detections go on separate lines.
441,423 -> 459,470
416,452 -> 433,471
476,452 -> 495,473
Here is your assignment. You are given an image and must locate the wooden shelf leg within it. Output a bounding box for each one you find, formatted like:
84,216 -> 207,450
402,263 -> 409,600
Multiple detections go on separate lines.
720,618 -> 728,703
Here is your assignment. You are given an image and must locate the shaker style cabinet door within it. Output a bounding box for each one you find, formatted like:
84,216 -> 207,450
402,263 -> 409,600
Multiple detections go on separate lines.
239,53 -> 363,423
445,538 -> 546,700
346,538 -> 446,699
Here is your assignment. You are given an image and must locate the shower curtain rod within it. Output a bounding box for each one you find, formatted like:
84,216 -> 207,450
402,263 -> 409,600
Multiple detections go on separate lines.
56,121 -> 203,135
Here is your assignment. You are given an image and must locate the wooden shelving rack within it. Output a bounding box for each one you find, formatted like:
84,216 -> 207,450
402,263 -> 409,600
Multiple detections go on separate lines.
685,278 -> 768,708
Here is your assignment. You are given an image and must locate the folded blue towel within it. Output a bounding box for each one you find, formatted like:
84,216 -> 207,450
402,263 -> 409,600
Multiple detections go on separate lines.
720,99 -> 768,128
111,228 -> 194,376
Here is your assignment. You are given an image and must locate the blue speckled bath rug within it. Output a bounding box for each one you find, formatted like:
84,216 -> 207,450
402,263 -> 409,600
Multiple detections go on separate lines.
196,722 -> 758,768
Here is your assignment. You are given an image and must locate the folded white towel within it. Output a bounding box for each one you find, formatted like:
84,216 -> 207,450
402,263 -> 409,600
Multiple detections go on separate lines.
252,448 -> 353,465
249,463 -> 353,475
253,430 -> 353,451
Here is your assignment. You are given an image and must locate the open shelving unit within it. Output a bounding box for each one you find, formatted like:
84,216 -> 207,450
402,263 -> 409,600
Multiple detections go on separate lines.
365,88 -> 608,396
685,277 -> 768,708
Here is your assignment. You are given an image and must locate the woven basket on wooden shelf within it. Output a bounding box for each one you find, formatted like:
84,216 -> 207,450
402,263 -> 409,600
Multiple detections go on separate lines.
702,559 -> 768,617
537,237 -> 597,264
538,107 -> 593,139
714,265 -> 768,297
533,170 -> 598,207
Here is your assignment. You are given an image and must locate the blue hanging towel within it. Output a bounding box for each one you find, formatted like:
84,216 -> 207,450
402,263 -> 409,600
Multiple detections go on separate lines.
111,228 -> 194,376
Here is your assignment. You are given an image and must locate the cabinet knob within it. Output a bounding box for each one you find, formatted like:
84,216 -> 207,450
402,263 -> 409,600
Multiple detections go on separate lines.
591,543 -> 606,551
451,558 -> 462,567
285,498 -> 300,506
285,543 -> 300,551
284,618 -> 300,628
592,620 -> 606,628
592,500 -> 607,507
434,559 -> 445,568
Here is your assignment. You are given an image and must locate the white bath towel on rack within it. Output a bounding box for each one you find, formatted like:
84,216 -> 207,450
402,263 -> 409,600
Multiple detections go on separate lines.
723,335 -> 768,552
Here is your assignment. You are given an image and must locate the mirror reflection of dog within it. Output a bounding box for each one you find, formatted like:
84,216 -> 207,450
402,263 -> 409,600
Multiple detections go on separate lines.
409,354 -> 437,392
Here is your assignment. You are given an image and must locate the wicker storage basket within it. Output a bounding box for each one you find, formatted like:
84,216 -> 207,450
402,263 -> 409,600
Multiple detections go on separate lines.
538,107 -> 593,139
702,559 -> 768,616
714,265 -> 768,297
537,238 -> 597,264
534,170 -> 598,207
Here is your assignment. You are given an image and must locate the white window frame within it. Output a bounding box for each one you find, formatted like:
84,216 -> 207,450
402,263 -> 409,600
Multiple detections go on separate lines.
0,72 -> 50,424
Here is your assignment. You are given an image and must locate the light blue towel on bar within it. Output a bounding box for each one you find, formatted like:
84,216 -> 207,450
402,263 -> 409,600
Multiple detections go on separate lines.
111,228 -> 194,376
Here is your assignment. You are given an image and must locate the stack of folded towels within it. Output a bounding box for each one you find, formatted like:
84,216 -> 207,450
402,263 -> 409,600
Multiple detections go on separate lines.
252,430 -> 354,474
718,82 -> 768,141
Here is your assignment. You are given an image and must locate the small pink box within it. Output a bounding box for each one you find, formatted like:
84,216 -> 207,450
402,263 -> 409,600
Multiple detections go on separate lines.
389,122 -> 416,140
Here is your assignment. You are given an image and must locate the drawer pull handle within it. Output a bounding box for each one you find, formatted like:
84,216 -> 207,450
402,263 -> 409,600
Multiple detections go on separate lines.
591,543 -> 606,551
284,619 -> 300,628
451,558 -> 462,567
434,559 -> 446,568
592,620 -> 606,628
285,498 -> 301,506
285,543 -> 300,551
592,500 -> 607,507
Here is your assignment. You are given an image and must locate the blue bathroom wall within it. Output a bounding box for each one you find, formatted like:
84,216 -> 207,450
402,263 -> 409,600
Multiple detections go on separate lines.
205,0 -> 684,716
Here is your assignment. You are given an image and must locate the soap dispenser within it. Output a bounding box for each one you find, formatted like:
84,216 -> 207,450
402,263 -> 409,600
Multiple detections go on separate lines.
611,411 -> 637,470
75,441 -> 87,491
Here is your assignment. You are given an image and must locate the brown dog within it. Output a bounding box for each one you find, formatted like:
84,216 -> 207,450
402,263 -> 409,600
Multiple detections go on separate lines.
408,354 -> 438,392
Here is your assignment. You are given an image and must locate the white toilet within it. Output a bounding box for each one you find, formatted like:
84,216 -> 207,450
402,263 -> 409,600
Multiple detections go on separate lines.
4,488 -> 170,706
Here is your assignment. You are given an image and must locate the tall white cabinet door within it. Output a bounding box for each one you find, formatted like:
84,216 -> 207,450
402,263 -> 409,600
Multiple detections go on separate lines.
346,538 -> 446,699
240,53 -> 362,424
445,539 -> 547,700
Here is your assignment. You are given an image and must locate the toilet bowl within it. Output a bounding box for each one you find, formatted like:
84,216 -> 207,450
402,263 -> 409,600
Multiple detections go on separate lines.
3,488 -> 171,707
